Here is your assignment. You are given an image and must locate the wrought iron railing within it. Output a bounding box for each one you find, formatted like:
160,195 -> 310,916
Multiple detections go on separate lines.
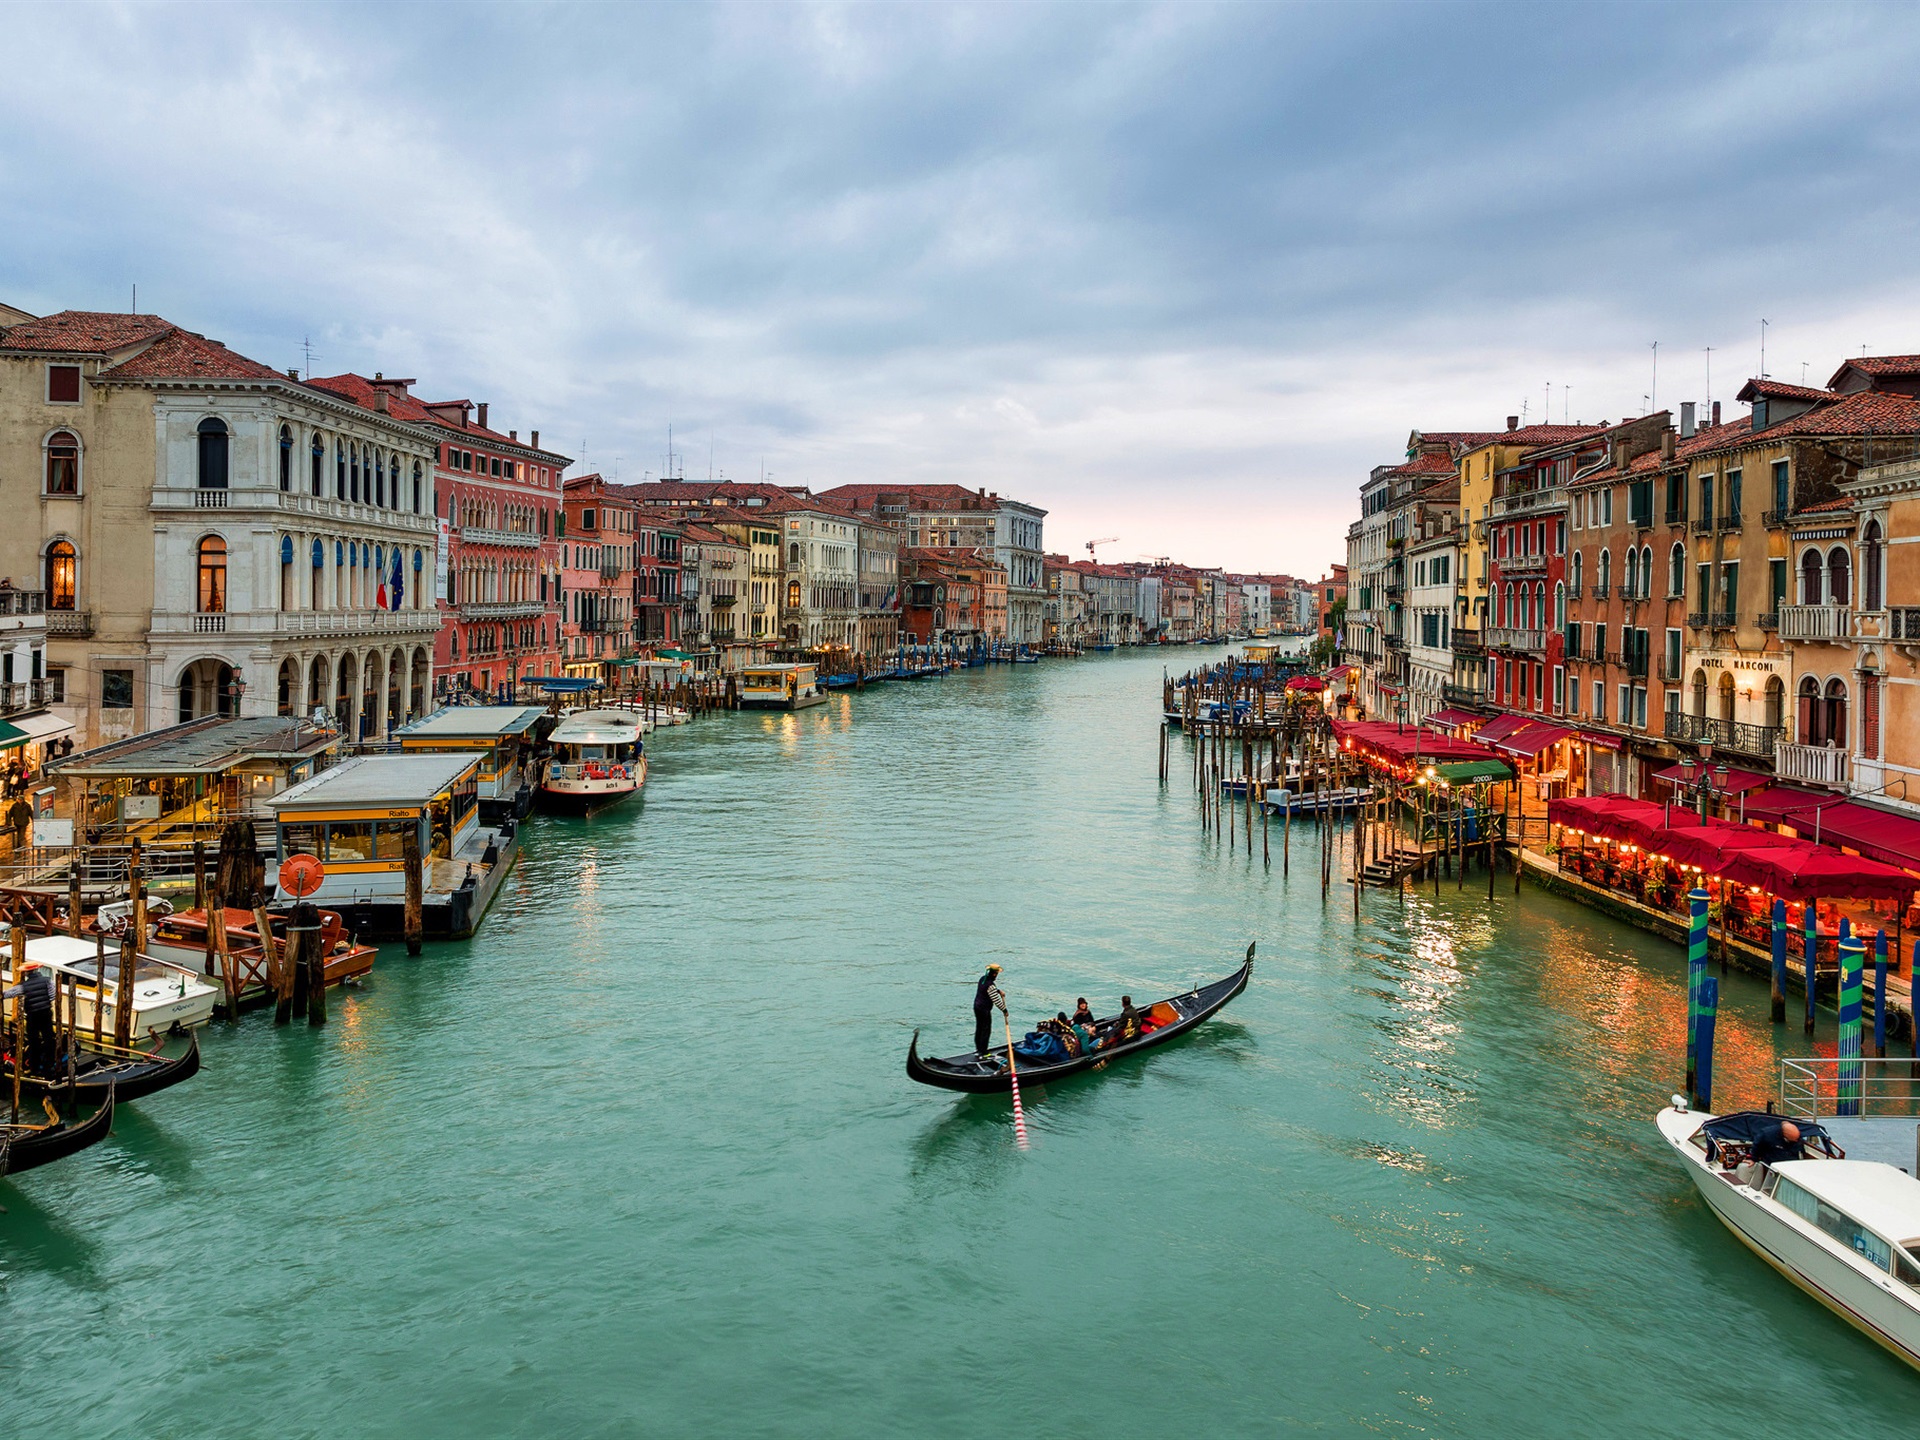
1663,713 -> 1783,756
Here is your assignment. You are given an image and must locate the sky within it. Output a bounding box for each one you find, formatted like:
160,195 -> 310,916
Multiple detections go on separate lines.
7,1 -> 1920,577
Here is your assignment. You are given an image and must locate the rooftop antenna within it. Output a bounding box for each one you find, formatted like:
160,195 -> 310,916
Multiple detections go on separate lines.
1802,361 -> 1810,385
1545,381 -> 1551,422
1520,397 -> 1529,425
131,284 -> 137,315
1704,346 -> 1713,413
1564,386 -> 1571,425
708,436 -> 714,482
1650,340 -> 1659,411
301,336 -> 317,380
1759,318 -> 1769,379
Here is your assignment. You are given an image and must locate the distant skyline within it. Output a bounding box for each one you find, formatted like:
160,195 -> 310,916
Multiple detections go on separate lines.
7,2 -> 1920,574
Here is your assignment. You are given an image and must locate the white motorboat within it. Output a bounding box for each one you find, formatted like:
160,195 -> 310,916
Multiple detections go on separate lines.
1657,1100 -> 1920,1371
537,707 -> 646,815
25,934 -> 222,1037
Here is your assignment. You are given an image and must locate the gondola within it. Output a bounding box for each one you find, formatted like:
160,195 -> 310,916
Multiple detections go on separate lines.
906,944 -> 1253,1094
0,1086 -> 115,1179
0,1031 -> 199,1105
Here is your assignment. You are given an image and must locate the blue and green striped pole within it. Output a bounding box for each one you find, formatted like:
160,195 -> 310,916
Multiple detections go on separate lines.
1695,976 -> 1719,1112
1874,929 -> 1889,1059
1686,887 -> 1709,1095
1770,898 -> 1787,1025
1804,904 -> 1819,1036
1837,937 -> 1865,1118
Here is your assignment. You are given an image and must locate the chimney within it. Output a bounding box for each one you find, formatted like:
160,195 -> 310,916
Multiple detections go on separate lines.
477,403 -> 489,430
510,429 -> 518,442
1612,441 -> 1627,469
1711,401 -> 1721,427
531,430 -> 539,449
375,371 -> 383,381
375,391 -> 390,414
1506,415 -> 1519,431
286,368 -> 299,380
1680,402 -> 1696,439
1661,431 -> 1676,461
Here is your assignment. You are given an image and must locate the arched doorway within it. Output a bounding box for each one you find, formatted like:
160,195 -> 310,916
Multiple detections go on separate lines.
1763,675 -> 1785,733
277,658 -> 297,716
361,651 -> 382,737
1797,677 -> 1820,744
335,653 -> 357,737
1717,672 -> 1736,727
178,658 -> 235,722
1691,669 -> 1708,718
307,655 -> 330,721
388,647 -> 406,726
1823,678 -> 1848,750
411,648 -> 430,719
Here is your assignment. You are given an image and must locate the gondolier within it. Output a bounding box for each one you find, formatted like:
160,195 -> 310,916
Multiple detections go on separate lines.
4,961 -> 56,1079
973,963 -> 1006,1054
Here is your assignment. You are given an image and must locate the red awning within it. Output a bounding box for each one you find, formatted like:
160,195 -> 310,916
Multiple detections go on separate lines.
1740,791 -> 1920,873
1495,721 -> 1573,756
1719,842 -> 1917,903
1473,713 -> 1530,744
1423,708 -> 1478,728
1652,763 -> 1773,795
1577,729 -> 1625,751
1657,821 -> 1802,874
1284,675 -> 1326,692
1546,796 -> 1708,848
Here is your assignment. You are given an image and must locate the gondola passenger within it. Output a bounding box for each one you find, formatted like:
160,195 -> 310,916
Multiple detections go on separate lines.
1052,1012 -> 1083,1058
1116,995 -> 1142,1043
1071,998 -> 1095,1027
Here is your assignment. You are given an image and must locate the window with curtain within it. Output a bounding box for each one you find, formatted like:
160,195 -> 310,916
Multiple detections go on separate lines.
45,541 -> 75,609
197,535 -> 228,612
45,431 -> 79,494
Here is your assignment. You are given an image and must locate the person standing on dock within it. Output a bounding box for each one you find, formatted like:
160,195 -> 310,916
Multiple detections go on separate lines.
974,963 -> 1006,1054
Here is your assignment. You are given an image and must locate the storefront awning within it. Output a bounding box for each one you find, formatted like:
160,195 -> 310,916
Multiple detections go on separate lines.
1494,721 -> 1572,756
1742,791 -> 1920,873
1652,763 -> 1773,795
1433,759 -> 1513,784
0,721 -> 29,752
1720,842 -> 1917,903
1423,708 -> 1478,728
1472,713 -> 1530,744
11,711 -> 73,743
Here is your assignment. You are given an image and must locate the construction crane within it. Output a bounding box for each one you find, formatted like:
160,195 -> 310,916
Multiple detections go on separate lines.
1085,536 -> 1119,558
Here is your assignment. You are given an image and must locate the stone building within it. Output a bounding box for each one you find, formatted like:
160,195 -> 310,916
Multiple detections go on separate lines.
0,307 -> 440,746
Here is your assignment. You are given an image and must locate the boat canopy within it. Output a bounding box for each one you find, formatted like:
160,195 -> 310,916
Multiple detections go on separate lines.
397,706 -> 546,742
268,753 -> 480,811
549,710 -> 643,746
1701,1111 -> 1834,1145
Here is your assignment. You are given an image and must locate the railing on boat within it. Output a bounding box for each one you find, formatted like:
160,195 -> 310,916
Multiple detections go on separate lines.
545,762 -> 638,783
1780,1057 -> 1920,1122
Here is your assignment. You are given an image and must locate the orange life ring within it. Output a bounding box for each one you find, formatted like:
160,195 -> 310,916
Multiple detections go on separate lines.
281,853 -> 326,898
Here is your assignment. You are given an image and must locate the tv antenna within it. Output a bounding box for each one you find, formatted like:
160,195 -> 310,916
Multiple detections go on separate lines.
1759,318 -> 1769,379
1650,340 -> 1659,410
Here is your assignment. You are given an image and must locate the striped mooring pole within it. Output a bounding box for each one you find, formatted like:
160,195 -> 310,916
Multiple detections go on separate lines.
1686,887 -> 1709,1096
1804,906 -> 1819,1036
1769,898 -> 1787,1025
1694,976 -> 1719,1113
1875,929 -> 1890,1059
1838,937 -> 1866,1118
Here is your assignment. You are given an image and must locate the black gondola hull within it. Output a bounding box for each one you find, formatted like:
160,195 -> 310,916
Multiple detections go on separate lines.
906,947 -> 1253,1094
0,1087 -> 115,1178
3,1032 -> 200,1105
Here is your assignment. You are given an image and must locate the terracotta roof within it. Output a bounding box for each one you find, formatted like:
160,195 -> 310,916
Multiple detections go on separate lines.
679,522 -> 741,546
1695,391 -> 1920,454
1736,377 -> 1834,404
0,310 -> 174,354
816,483 -> 1014,513
1828,354 -> 1920,387
1792,495 -> 1855,515
305,373 -> 570,460
96,328 -> 293,382
1455,424 -> 1605,456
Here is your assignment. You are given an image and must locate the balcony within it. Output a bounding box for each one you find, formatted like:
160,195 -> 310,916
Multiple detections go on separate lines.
194,612 -> 226,633
1591,583 -> 1610,600
1502,554 -> 1548,575
1450,628 -> 1484,656
1717,513 -> 1742,531
1891,607 -> 1920,641
1566,582 -> 1582,599
1763,509 -> 1788,529
1486,626 -> 1545,653
0,679 -> 51,716
1663,712 -> 1784,758
1442,682 -> 1486,708
1665,508 -> 1686,526
460,600 -> 549,620
1755,612 -> 1778,632
44,610 -> 94,637
1614,651 -> 1650,678
1382,634 -> 1406,651
1778,604 -> 1851,643
1775,742 -> 1851,788
1687,612 -> 1708,629
1659,657 -> 1683,682
1693,518 -> 1716,535
1492,487 -> 1562,516
460,526 -> 541,549
0,591 -> 45,616
153,488 -> 436,535
1710,610 -> 1736,629
272,609 -> 438,639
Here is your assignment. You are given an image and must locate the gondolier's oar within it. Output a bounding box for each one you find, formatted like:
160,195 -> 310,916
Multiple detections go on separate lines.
1001,1002 -> 1030,1151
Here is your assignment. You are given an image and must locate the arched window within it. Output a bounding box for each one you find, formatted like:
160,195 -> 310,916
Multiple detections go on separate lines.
1691,669 -> 1708,718
280,535 -> 295,611
787,579 -> 801,608
311,432 -> 325,495
1764,675 -> 1785,732
1668,543 -> 1685,597
196,418 -> 229,489
1570,550 -> 1583,593
1798,676 -> 1821,744
1533,582 -> 1545,629
375,451 -> 386,508
197,535 -> 228,613
1597,549 -> 1611,591
1862,520 -> 1884,611
1823,677 -> 1848,749
1639,546 -> 1653,599
45,430 -> 80,495
413,461 -> 423,514
350,445 -> 361,502
1863,668 -> 1881,758
1499,582 -> 1511,626
1623,547 -> 1639,597
336,440 -> 347,499
1801,548 -> 1824,605
1828,546 -> 1850,605
1554,581 -> 1566,630
45,540 -> 75,609
1718,671 -> 1735,725
279,424 -> 294,492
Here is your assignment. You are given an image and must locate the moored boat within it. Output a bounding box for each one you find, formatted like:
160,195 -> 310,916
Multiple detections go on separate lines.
27,934 -> 222,1038
537,707 -> 646,816
0,1088 -> 115,1180
1,1031 -> 200,1105
907,944 -> 1253,1094
1658,1100 -> 1920,1371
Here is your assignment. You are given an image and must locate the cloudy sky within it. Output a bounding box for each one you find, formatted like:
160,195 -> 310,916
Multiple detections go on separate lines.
6,1 -> 1920,575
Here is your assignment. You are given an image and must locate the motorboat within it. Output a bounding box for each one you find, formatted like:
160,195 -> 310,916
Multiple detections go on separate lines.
25,934 -> 221,1038
145,906 -> 376,989
538,707 -> 646,815
1657,1100 -> 1920,1371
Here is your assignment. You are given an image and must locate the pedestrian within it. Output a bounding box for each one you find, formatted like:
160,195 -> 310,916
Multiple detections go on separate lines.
973,962 -> 1006,1054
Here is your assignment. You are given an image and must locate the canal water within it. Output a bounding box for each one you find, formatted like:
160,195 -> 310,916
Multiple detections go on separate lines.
7,649 -> 1918,1436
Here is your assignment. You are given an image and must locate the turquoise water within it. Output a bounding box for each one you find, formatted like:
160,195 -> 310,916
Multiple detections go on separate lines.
7,650 -> 1918,1436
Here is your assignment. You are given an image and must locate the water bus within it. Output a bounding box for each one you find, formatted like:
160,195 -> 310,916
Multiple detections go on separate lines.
538,708 -> 646,815
265,754 -> 515,940
738,664 -> 826,710
393,705 -> 549,820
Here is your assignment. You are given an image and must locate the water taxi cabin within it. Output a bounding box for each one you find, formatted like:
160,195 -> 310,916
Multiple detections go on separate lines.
392,705 -> 547,820
265,753 -> 515,940
738,663 -> 825,711
50,715 -> 340,848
